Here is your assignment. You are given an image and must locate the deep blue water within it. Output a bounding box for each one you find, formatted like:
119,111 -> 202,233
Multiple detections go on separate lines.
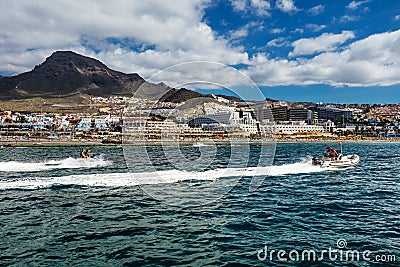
0,142 -> 399,266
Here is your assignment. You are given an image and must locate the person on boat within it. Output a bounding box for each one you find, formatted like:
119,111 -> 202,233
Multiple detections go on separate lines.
324,146 -> 331,158
79,148 -> 87,158
328,146 -> 339,161
323,146 -> 337,161
85,149 -> 91,159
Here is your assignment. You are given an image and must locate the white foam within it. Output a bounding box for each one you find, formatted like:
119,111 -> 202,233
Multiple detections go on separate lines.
266,161 -> 328,176
0,157 -> 112,172
0,170 -> 216,190
0,158 -> 341,190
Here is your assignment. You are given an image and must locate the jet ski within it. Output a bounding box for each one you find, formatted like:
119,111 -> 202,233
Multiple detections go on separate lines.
312,153 -> 359,169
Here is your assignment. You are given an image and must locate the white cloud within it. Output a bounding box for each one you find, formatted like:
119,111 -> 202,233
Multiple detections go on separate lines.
247,29 -> 400,87
276,0 -> 300,14
251,0 -> 272,16
230,28 -> 249,40
340,15 -> 360,22
291,28 -> 304,34
267,37 -> 289,47
230,0 -> 271,16
96,48 -> 249,81
0,0 -> 250,76
346,1 -> 368,10
231,0 -> 247,12
308,5 -> 324,16
2,0 -> 400,93
395,15 -> 400,21
306,24 -> 327,32
229,21 -> 264,42
270,28 -> 286,34
289,31 -> 355,57
0,49 -> 59,75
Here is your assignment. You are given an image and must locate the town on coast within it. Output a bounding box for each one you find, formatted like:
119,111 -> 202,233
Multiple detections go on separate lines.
1,95 -> 400,147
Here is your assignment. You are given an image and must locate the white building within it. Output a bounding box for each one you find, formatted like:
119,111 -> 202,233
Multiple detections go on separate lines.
263,121 -> 325,134
230,111 -> 260,134
192,112 -> 231,127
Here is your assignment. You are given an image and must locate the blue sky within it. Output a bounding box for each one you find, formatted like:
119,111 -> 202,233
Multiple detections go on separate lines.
207,0 -> 399,59
1,0 -> 400,103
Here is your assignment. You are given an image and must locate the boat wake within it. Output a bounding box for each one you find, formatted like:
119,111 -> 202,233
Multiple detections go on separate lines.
267,157 -> 330,176
0,157 -> 346,190
0,157 -> 112,172
0,170 -> 216,190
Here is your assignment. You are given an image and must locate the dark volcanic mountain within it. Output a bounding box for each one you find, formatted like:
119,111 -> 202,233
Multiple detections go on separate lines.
0,51 -> 145,100
159,88 -> 213,103
0,51 -> 219,110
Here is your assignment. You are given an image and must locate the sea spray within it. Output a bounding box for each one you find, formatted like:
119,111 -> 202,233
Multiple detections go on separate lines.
0,157 -> 112,172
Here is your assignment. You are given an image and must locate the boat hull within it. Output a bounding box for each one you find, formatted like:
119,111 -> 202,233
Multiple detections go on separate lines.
314,154 -> 360,169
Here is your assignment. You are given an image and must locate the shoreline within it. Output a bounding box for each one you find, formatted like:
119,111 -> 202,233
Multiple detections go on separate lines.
1,137 -> 400,147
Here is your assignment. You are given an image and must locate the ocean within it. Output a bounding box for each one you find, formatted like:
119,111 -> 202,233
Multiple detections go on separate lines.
0,142 -> 399,266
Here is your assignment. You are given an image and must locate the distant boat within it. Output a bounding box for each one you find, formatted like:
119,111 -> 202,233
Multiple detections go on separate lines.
193,142 -> 210,147
33,142 -> 42,147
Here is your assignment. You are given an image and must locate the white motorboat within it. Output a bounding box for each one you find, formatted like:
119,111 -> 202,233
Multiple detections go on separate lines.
312,142 -> 360,169
193,142 -> 208,147
313,154 -> 360,169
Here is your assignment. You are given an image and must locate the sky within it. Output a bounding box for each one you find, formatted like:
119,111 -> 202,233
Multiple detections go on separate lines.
1,0 -> 400,103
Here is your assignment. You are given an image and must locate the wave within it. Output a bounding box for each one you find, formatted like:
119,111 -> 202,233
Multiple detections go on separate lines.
0,158 -> 340,190
0,157 -> 112,172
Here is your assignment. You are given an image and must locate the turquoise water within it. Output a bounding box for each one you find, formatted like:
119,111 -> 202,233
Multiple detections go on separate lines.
0,143 -> 399,266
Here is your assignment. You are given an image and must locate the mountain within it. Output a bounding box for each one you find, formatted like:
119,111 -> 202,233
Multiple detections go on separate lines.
0,51 -> 145,100
159,88 -> 213,103
0,51 -> 221,112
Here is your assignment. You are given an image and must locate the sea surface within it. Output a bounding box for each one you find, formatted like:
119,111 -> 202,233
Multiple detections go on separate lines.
0,142 -> 399,266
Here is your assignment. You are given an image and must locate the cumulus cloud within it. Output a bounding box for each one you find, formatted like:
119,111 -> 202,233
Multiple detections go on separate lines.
246,29 -> 400,87
1,0 -> 400,91
276,0 -> 300,14
289,31 -> 355,57
0,0 -> 248,75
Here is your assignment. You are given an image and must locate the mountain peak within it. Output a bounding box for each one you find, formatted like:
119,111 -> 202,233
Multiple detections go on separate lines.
34,50 -> 108,73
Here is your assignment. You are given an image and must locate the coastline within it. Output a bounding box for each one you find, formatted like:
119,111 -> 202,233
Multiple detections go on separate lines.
1,137 -> 400,147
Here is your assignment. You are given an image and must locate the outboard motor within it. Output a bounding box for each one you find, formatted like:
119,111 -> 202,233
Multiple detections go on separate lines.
312,157 -> 322,165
